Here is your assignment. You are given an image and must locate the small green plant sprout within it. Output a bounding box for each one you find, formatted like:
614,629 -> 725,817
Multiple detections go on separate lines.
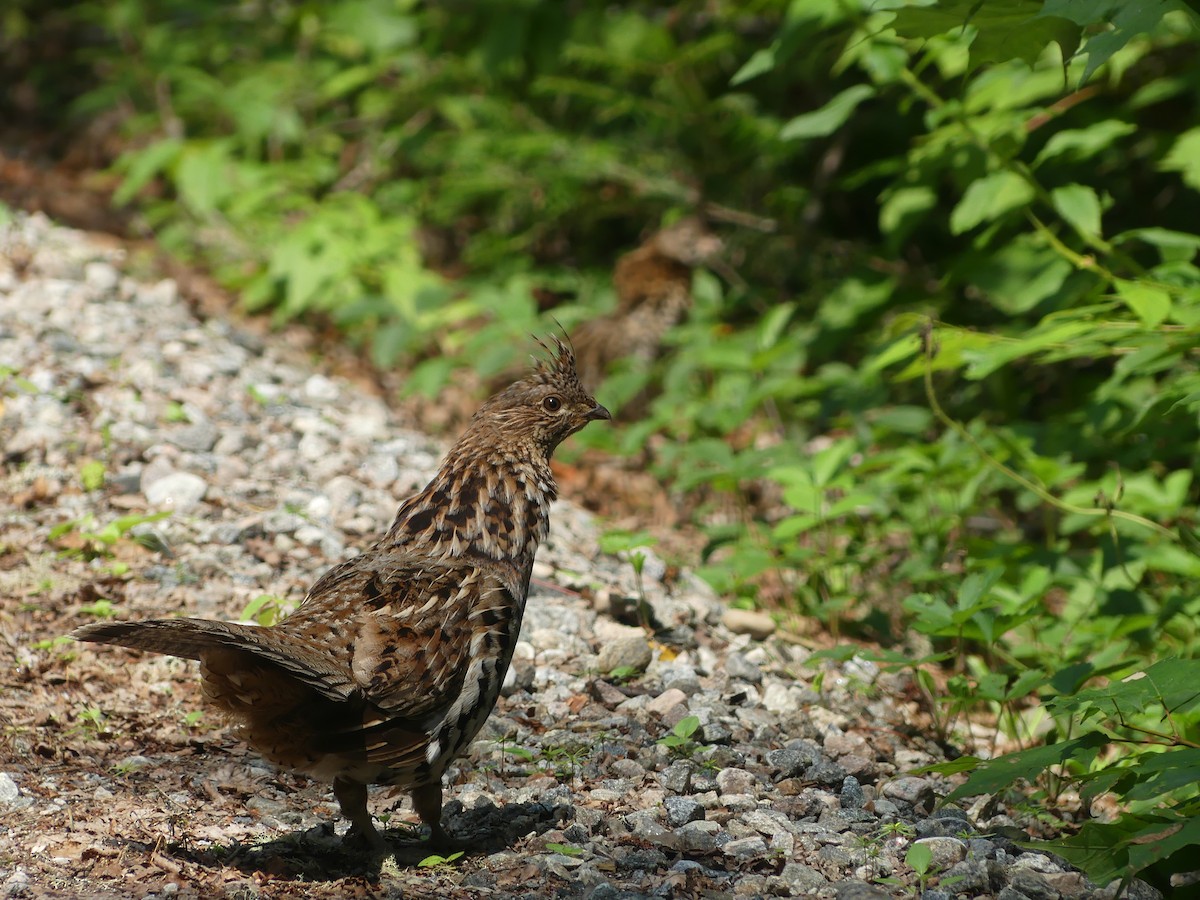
657,715 -> 704,758
607,664 -> 641,684
32,635 -> 74,652
182,710 -> 204,729
164,401 -> 190,423
545,842 -> 583,857
79,597 -> 117,619
879,821 -> 916,839
239,594 -> 292,626
0,365 -> 37,394
79,459 -> 106,492
599,529 -> 659,632
879,840 -> 937,895
75,706 -> 107,735
416,850 -> 464,868
906,841 -> 934,892
543,742 -> 590,782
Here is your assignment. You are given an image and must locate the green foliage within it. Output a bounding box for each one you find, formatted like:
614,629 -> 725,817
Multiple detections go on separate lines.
50,512 -> 171,561
416,850 -> 463,868
79,459 -> 106,492
921,657 -> 1200,888
656,715 -> 706,759
238,594 -> 293,627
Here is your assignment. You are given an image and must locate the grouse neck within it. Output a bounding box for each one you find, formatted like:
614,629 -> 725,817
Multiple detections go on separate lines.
383,443 -> 557,564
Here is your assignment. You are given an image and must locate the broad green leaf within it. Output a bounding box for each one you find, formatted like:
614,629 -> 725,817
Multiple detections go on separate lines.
1114,279 -> 1172,328
1033,120 -> 1136,166
1053,658 -> 1200,718
731,47 -> 777,85
780,85 -> 874,141
891,0 -> 1079,69
113,138 -> 184,206
944,733 -> 1109,801
879,185 -> 938,239
1161,127 -> 1200,192
961,320 -> 1095,379
967,237 -> 1073,314
1076,1 -> 1199,84
950,171 -> 1035,234
1051,184 -> 1102,239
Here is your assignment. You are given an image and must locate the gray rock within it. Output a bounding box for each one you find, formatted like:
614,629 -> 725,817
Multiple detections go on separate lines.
914,836 -> 967,869
715,767 -> 757,795
721,608 -> 775,639
841,774 -> 866,809
698,721 -> 732,744
767,747 -> 806,779
0,773 -> 21,806
167,421 -> 219,452
3,868 -> 31,898
721,836 -> 768,858
805,758 -> 847,786
833,880 -> 891,899
84,261 -> 121,292
779,862 -> 827,892
658,762 -> 692,794
1008,869 -> 1062,900
967,837 -> 999,859
677,821 -> 719,852
882,775 -> 935,810
724,652 -> 762,683
664,797 -> 704,827
942,858 -> 998,895
144,471 -> 207,510
915,817 -> 967,838
596,635 -> 652,675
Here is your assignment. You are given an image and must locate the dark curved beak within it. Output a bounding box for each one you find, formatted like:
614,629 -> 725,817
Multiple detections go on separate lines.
586,403 -> 611,422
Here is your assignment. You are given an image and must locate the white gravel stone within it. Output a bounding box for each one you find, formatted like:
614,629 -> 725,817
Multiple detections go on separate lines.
0,773 -> 21,806
144,471 -> 208,510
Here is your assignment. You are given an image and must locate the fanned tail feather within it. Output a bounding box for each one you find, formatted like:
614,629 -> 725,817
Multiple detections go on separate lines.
71,619 -> 355,702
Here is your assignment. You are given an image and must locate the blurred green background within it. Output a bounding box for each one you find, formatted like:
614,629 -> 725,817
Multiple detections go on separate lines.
4,0 -> 1200,885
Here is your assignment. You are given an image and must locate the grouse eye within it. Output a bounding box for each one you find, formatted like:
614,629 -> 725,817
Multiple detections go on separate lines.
543,395 -> 562,412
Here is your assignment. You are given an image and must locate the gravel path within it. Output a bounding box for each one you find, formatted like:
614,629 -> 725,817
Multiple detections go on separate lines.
0,213 -> 1154,899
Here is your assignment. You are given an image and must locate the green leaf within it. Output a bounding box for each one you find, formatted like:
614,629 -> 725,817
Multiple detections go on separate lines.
1033,121 -> 1136,166
79,460 -> 106,492
731,46 -> 777,85
1054,658 -> 1200,719
1114,279 -> 1172,328
1051,184 -> 1102,239
1074,0 -> 1198,84
891,0 -> 1079,69
880,185 -> 938,240
780,85 -> 874,141
944,733 -> 1109,801
950,171 -> 1035,234
113,138 -> 184,206
1161,127 -> 1200,193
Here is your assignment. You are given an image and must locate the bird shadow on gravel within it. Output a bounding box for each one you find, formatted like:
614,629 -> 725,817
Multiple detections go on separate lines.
163,800 -> 573,882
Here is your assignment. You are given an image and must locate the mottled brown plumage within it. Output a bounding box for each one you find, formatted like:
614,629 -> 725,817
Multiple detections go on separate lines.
572,217 -> 723,395
72,337 -> 609,851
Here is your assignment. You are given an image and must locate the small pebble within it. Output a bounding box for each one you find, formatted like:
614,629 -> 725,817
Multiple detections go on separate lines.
722,608 -> 776,640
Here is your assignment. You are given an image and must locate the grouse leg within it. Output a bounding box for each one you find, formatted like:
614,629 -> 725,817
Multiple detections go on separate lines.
333,777 -> 385,850
412,781 -> 464,851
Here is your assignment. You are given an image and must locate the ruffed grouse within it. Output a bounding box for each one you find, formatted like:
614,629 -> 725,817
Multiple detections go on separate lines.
571,216 -> 723,396
73,337 -> 609,851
